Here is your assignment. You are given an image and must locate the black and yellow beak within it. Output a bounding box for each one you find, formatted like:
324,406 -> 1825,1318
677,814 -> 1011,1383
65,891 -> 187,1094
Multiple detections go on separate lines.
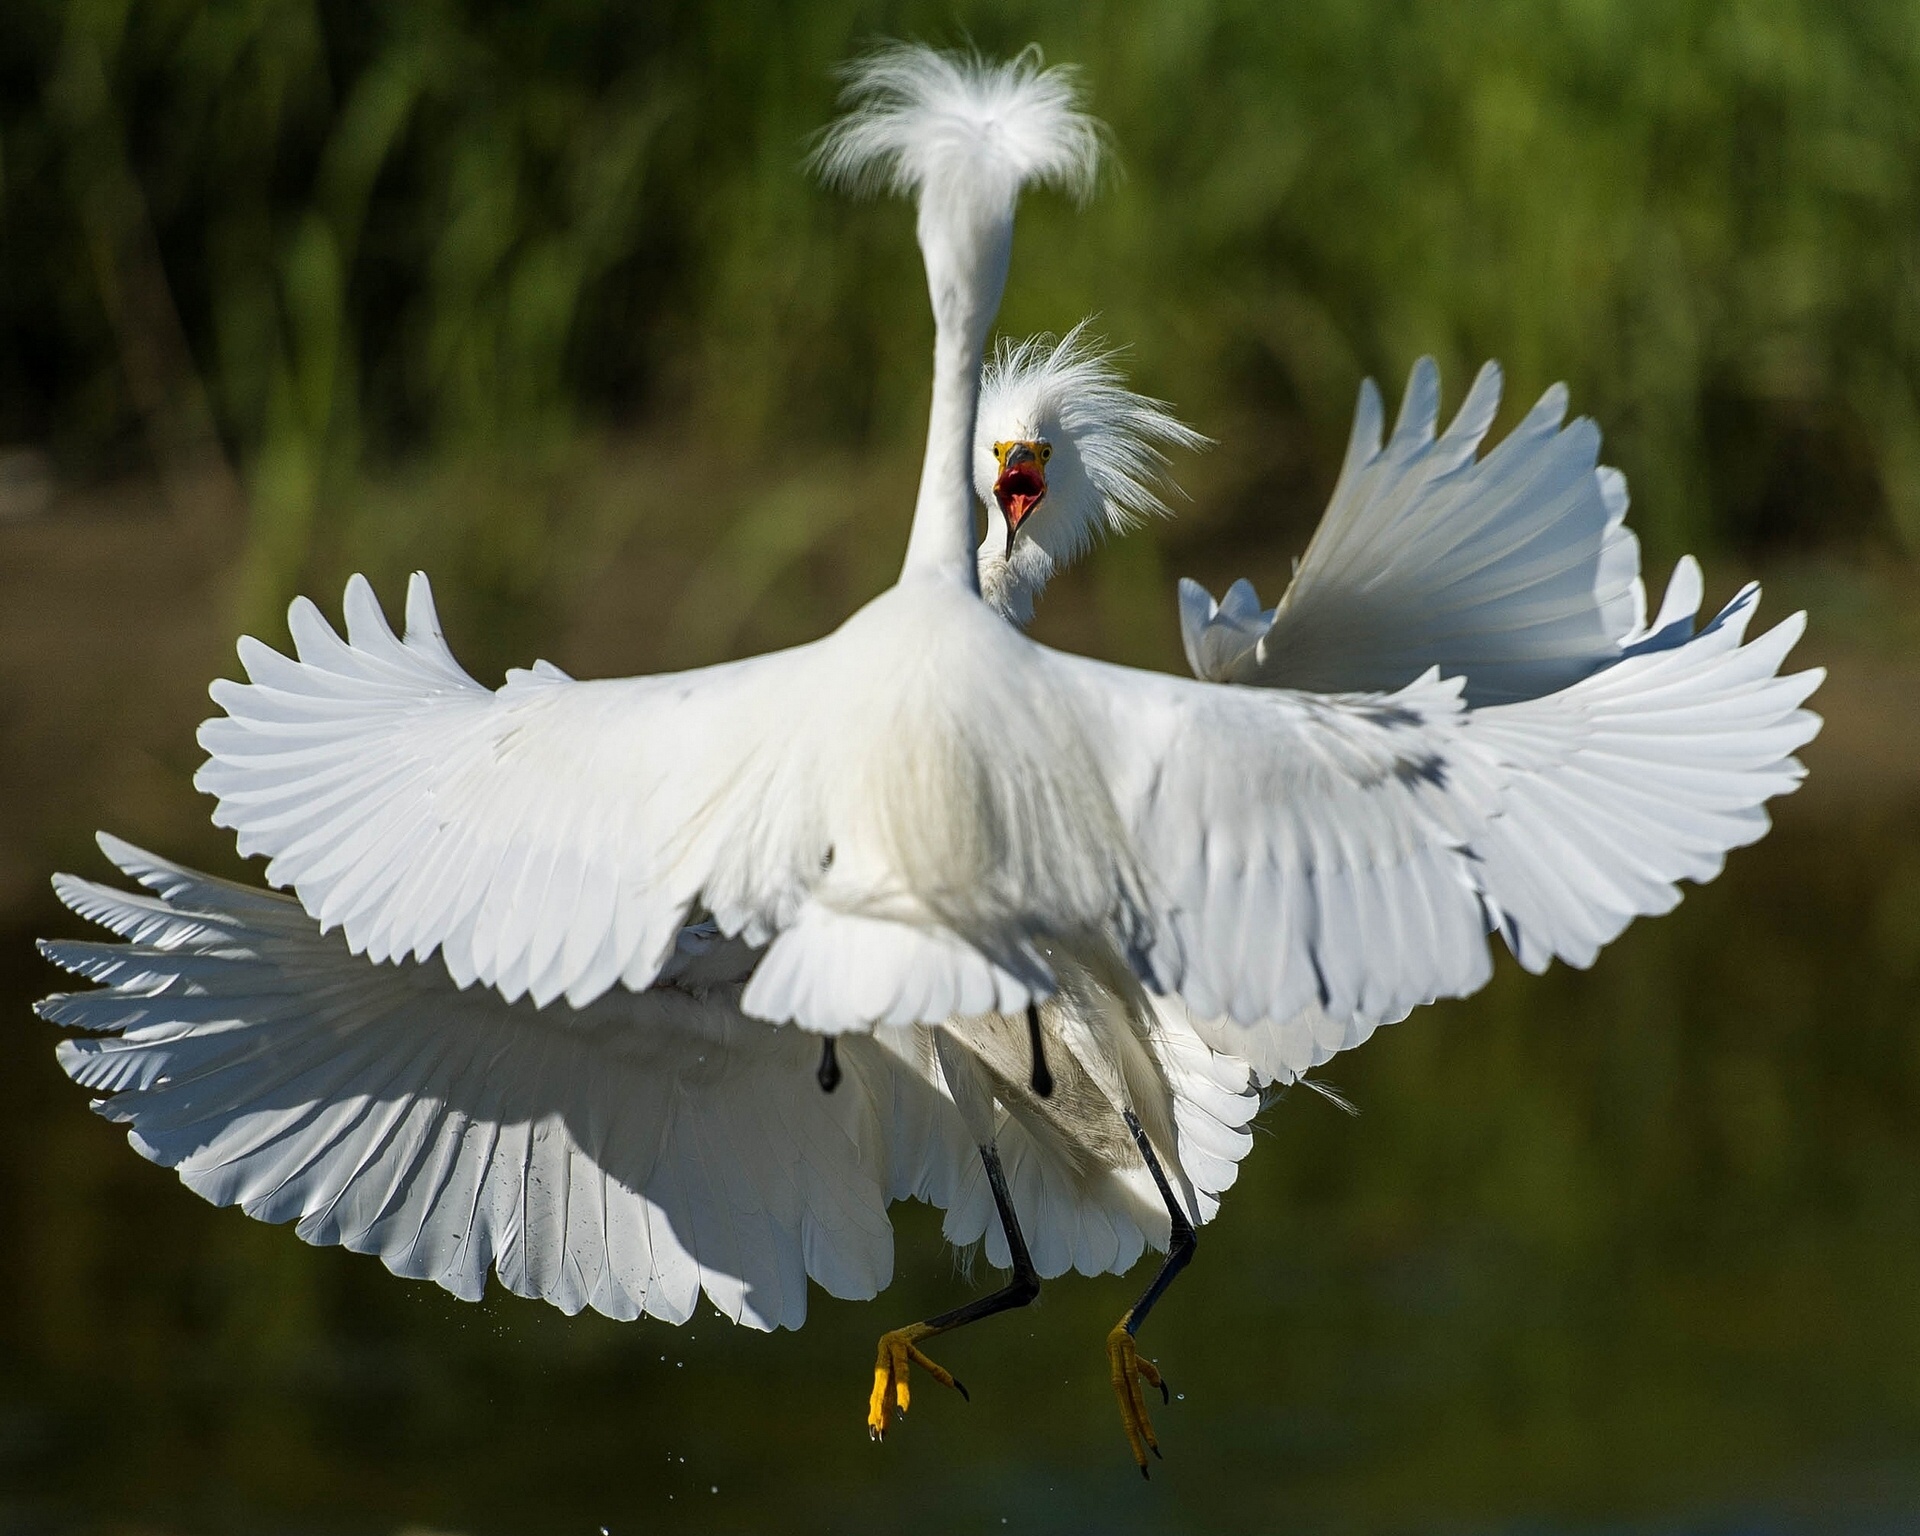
992,439 -> 1051,557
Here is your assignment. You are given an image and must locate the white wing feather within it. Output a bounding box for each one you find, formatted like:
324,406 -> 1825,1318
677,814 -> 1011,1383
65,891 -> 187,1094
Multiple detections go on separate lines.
1172,567 -> 1821,1081
1466,578 -> 1822,973
39,836 -> 948,1330
195,573 -> 814,1011
1165,359 -> 1820,1076
1184,1001 -> 1394,1091
1181,359 -> 1644,704
1050,654 -> 1506,1027
41,837 -> 1254,1312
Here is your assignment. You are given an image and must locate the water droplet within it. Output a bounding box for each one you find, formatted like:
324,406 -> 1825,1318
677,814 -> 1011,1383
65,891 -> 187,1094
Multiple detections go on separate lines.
1176,1392 -> 1186,1401
710,1485 -> 718,1495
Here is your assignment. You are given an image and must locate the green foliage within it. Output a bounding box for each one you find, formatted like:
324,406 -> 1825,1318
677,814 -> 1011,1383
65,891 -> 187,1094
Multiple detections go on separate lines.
3,0 -> 1918,622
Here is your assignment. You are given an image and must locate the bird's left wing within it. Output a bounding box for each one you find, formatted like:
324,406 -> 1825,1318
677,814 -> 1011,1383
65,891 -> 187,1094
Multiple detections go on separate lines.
196,574 -> 816,1009
39,837 -> 936,1330
1047,652 -> 1504,1028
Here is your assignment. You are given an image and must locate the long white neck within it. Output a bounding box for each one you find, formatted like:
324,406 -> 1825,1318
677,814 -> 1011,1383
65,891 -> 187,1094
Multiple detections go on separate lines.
899,201 -> 1011,586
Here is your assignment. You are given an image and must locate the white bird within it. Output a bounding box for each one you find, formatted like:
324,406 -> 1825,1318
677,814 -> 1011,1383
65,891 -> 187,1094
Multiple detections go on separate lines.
36,44 -> 1823,1475
40,319 -> 1249,1468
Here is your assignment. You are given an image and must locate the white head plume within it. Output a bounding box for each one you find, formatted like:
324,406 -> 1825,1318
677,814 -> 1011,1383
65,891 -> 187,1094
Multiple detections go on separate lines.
974,322 -> 1211,625
812,45 -> 1103,348
811,44 -> 1102,216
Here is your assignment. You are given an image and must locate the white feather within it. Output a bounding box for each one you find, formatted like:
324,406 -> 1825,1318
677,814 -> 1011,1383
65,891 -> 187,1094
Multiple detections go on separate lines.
40,837 -> 939,1330
809,44 -> 1102,212
1180,358 -> 1646,704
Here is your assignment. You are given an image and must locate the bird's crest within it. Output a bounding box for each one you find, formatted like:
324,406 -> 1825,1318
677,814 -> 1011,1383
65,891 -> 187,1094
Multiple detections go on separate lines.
811,44 -> 1104,216
978,320 -> 1209,557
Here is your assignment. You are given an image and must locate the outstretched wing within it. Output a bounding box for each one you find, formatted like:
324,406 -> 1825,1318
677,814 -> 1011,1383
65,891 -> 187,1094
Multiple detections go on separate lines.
1180,359 -> 1644,705
196,573 -> 815,1010
1049,651 -> 1506,1029
1166,570 -> 1821,1080
1463,577 -> 1821,973
1054,561 -> 1820,1052
39,837 -> 954,1330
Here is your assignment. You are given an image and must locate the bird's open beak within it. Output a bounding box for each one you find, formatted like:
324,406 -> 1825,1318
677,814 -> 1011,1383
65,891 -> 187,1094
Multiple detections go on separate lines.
993,440 -> 1050,558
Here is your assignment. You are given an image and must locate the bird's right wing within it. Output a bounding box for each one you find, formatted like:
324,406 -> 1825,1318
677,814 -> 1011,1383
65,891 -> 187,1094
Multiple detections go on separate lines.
1180,359 -> 1644,705
1053,560 -> 1820,1055
39,837 -> 951,1331
1462,577 -> 1822,973
196,573 -> 818,1011
1165,570 -> 1821,1083
1049,651 -> 1506,1030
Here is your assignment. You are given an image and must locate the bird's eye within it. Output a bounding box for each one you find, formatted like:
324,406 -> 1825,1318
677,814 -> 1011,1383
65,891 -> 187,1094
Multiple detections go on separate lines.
993,442 -> 1011,465
1039,443 -> 1052,462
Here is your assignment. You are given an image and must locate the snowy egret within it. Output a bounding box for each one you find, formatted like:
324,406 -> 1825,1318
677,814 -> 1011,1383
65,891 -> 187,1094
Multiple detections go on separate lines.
38,44 -> 1821,1474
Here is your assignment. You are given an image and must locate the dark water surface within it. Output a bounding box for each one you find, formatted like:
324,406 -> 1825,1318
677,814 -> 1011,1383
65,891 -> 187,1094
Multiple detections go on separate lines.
3,789 -> 1917,1536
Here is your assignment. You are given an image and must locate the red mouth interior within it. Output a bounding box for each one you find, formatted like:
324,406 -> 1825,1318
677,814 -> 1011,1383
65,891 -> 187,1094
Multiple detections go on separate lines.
994,465 -> 1047,526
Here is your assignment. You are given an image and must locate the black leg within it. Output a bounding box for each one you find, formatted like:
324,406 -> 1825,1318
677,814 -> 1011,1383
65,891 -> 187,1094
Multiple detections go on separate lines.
868,1142 -> 1040,1437
1107,1108 -> 1197,1476
1119,1108 -> 1197,1340
816,1037 -> 841,1093
922,1143 -> 1041,1334
1025,1002 -> 1054,1099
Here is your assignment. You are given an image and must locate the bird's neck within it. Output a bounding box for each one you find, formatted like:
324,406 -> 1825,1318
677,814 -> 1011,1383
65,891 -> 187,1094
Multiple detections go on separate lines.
978,522 -> 1055,629
899,204 -> 1012,589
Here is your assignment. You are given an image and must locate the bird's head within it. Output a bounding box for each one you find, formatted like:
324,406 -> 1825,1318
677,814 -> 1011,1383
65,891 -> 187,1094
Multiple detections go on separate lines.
974,321 -> 1210,625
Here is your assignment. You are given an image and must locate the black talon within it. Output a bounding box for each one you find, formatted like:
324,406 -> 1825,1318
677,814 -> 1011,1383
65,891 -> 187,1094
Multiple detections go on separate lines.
1025,1003 -> 1053,1098
1158,1380 -> 1170,1405
1140,1464 -> 1151,1481
817,1038 -> 841,1093
953,1378 -> 970,1402
1151,1443 -> 1163,1459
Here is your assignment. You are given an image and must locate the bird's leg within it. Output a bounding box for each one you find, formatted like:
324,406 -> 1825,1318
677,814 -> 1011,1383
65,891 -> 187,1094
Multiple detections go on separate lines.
816,1037 -> 841,1093
868,1142 -> 1040,1440
1025,1002 -> 1053,1098
1107,1107 -> 1197,1477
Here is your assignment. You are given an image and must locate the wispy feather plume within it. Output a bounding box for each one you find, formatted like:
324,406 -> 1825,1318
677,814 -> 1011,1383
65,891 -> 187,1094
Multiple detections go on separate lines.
980,321 -> 1209,546
811,44 -> 1104,214
975,321 -> 1210,625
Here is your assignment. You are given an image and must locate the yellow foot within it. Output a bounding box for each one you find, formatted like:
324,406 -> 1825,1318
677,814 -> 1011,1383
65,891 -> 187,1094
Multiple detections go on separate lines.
867,1322 -> 969,1440
1106,1321 -> 1168,1476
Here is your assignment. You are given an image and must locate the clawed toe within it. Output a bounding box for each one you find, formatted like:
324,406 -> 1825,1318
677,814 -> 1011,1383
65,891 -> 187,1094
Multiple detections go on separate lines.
868,1324 -> 967,1440
1106,1321 -> 1169,1475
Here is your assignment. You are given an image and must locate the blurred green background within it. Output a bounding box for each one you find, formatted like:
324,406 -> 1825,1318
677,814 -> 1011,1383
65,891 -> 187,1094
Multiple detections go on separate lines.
2,2 -> 1918,1533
